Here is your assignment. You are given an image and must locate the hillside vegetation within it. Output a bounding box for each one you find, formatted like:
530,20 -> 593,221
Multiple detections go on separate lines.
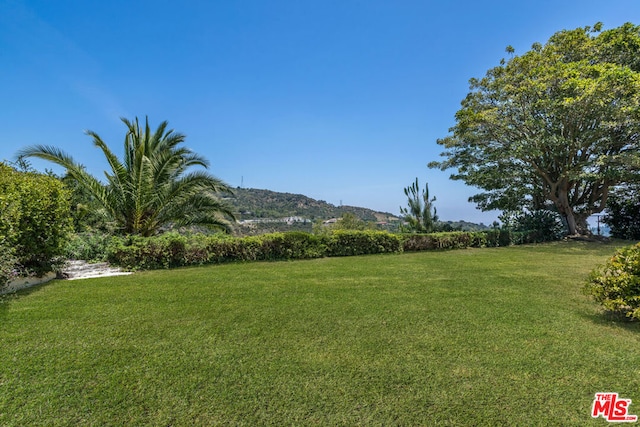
230,188 -> 396,221
228,188 -> 488,235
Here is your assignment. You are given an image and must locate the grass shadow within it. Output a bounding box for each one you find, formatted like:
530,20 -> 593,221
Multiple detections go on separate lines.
543,239 -> 634,253
580,309 -> 640,333
0,278 -> 61,319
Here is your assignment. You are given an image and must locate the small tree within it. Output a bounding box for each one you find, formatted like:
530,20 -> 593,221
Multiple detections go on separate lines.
334,213 -> 369,231
400,178 -> 438,233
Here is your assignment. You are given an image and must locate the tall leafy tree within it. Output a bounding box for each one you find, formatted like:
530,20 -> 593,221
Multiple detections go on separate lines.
400,178 -> 438,233
429,23 -> 640,235
17,117 -> 236,236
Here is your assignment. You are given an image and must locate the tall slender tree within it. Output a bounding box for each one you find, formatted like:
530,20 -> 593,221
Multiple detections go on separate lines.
17,117 -> 236,236
400,178 -> 438,233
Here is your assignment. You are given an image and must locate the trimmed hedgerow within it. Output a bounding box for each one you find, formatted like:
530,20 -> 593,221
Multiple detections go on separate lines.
327,230 -> 403,257
104,228 -> 558,271
585,242 -> 640,321
106,231 -> 398,270
400,228 -> 558,252
402,232 -> 474,251
259,232 -> 328,260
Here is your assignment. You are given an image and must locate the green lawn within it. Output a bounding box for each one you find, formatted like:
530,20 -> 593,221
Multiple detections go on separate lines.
1,241 -> 639,426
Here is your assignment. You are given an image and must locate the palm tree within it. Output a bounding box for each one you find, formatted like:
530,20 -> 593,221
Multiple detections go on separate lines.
17,117 -> 236,236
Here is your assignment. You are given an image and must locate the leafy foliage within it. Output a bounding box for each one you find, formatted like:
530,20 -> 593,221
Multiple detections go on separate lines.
436,220 -> 490,232
331,213 -> 371,231
500,210 -> 565,242
401,229 -> 551,251
0,163 -> 72,278
314,213 -> 376,235
327,230 -> 402,257
61,173 -> 112,232
0,240 -> 17,287
64,232 -> 115,262
603,184 -> 640,239
18,117 -> 235,236
585,243 -> 640,320
430,23 -> 640,235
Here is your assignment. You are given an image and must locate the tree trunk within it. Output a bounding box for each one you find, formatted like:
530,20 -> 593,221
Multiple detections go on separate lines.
555,186 -> 580,235
574,213 -> 591,235
546,179 -> 592,236
564,209 -> 578,235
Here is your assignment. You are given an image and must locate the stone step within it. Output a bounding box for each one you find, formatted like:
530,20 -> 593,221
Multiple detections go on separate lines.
63,260 -> 132,280
1,260 -> 133,294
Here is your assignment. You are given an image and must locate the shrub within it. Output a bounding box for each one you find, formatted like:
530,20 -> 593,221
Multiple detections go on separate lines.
401,229 -> 546,252
585,243 -> 640,321
501,210 -> 565,241
0,164 -> 72,276
603,185 -> 640,240
327,230 -> 402,257
0,240 -> 18,288
106,233 -> 189,270
260,232 -> 328,260
65,232 -> 113,262
402,231 -> 487,251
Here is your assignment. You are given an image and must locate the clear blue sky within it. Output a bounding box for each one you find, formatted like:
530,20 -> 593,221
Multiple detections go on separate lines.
1,0 -> 638,224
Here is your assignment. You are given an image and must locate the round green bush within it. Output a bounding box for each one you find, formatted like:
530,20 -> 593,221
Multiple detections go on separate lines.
0,164 -> 72,276
585,243 -> 640,320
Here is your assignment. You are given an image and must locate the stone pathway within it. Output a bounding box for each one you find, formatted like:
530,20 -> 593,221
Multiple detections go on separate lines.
1,261 -> 132,295
62,260 -> 132,280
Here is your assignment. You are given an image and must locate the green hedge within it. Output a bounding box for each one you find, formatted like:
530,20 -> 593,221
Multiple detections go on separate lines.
400,229 -> 545,252
0,164 -> 72,280
104,228 -> 558,271
106,231 -> 402,270
327,230 -> 403,257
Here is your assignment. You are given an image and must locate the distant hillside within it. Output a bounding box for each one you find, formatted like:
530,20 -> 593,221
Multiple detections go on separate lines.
438,220 -> 490,232
229,188 -> 398,222
225,187 -> 488,235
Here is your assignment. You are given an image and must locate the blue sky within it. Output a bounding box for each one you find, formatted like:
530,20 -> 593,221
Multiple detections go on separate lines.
1,0 -> 638,224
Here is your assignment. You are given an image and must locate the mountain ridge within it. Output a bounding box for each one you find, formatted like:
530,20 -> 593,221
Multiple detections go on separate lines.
226,188 -> 489,235
229,187 -> 398,222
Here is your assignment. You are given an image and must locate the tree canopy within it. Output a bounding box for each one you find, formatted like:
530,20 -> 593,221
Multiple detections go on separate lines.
430,23 -> 640,235
17,117 -> 236,236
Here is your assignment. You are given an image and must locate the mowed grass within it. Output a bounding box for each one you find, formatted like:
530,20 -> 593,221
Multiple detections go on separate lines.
1,241 -> 639,426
